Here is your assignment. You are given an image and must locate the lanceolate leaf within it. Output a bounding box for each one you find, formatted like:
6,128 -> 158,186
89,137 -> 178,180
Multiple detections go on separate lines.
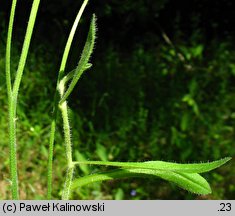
141,157 -> 231,173
60,14 -> 96,104
71,168 -> 211,195
73,157 -> 231,173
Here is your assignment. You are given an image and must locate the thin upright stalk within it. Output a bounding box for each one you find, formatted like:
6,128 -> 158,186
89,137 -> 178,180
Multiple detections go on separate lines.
8,97 -> 18,199
6,0 -> 40,199
6,0 -> 17,95
6,0 -> 18,200
62,167 -> 74,200
59,102 -> 73,166
59,101 -> 74,200
47,0 -> 89,199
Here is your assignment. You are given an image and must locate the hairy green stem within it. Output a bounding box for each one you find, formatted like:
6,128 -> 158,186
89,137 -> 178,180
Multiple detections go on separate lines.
59,102 -> 73,166
62,167 -> 74,200
59,14 -> 96,104
6,0 -> 18,200
59,86 -> 74,199
58,9 -> 96,200
8,96 -> 18,199
6,0 -> 40,199
47,0 -> 89,199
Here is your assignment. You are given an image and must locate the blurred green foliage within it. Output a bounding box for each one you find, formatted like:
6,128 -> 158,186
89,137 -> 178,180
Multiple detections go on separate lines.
0,0 -> 235,199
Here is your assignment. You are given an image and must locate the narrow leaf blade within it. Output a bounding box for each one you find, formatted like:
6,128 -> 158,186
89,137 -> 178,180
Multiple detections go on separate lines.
73,157 -> 231,173
60,14 -> 96,103
142,157 -> 232,173
72,168 -> 211,195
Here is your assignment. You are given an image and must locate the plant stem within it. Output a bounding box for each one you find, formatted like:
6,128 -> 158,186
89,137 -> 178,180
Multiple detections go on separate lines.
62,167 -> 74,200
6,0 -> 17,95
59,0 -> 89,75
59,91 -> 74,199
47,118 -> 57,199
59,101 -> 75,200
12,0 -> 41,97
59,102 -> 73,166
8,96 -> 18,199
6,0 -> 18,200
6,0 -> 40,199
47,0 -> 89,199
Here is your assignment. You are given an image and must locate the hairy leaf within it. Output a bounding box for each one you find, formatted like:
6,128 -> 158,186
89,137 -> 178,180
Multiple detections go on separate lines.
72,168 -> 211,195
60,14 -> 96,103
73,157 -> 231,173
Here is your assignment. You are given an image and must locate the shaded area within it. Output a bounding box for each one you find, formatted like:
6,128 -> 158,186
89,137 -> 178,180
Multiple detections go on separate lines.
0,0 -> 235,199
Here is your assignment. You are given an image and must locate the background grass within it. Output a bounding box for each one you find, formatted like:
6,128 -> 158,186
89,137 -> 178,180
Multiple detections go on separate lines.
0,0 -> 235,199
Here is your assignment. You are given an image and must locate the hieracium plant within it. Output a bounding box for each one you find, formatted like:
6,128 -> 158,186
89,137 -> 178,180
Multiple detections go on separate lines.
5,0 -> 231,200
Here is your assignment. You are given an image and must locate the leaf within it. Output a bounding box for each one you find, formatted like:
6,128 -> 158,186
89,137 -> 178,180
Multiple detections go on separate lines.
142,157 -> 231,173
71,168 -> 211,195
73,157 -> 231,173
60,14 -> 97,103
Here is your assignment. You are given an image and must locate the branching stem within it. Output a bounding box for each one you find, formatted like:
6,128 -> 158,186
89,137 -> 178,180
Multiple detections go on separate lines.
6,0 -> 40,199
47,0 -> 89,199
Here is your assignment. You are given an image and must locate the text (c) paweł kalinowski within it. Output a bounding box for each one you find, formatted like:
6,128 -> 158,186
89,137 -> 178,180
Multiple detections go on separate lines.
19,202 -> 104,212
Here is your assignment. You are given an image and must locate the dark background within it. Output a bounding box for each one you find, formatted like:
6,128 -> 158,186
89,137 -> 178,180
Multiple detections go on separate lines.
0,0 -> 235,199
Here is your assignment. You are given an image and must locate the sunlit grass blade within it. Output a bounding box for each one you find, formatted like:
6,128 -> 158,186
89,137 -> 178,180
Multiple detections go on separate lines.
72,168 -> 211,195
59,14 -> 96,103
73,157 -> 231,173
